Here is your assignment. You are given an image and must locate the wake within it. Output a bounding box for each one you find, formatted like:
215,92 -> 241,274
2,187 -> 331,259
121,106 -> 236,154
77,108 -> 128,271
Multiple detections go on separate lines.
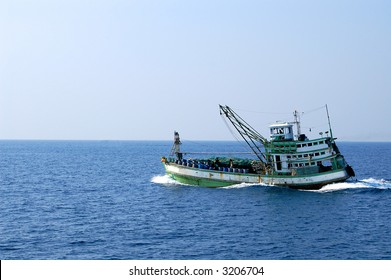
221,182 -> 262,189
151,175 -> 391,193
221,179 -> 391,191
310,178 -> 391,193
151,175 -> 182,185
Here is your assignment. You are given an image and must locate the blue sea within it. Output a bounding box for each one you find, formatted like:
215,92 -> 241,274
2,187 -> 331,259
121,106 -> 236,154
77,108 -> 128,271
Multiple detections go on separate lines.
1,140 -> 391,260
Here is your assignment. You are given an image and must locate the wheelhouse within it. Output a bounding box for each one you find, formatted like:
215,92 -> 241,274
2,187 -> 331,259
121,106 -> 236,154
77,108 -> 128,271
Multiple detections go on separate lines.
269,123 -> 294,141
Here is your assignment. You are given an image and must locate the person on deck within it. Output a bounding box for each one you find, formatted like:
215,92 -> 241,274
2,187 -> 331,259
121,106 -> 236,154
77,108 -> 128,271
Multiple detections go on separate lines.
214,158 -> 220,170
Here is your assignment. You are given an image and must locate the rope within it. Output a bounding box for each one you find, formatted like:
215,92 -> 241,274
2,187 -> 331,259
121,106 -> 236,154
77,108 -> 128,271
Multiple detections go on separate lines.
234,107 -> 292,116
181,151 -> 254,155
302,105 -> 326,115
220,114 -> 254,152
234,105 -> 327,119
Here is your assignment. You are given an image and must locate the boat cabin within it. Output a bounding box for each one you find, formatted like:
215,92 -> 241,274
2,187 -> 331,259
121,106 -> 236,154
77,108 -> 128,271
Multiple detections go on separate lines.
269,123 -> 293,141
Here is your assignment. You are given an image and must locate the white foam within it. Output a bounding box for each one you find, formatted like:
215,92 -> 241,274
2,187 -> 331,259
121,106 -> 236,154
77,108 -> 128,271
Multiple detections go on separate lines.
151,175 -> 391,192
151,175 -> 181,185
314,182 -> 368,193
361,178 -> 390,186
221,182 -> 258,189
310,178 -> 391,193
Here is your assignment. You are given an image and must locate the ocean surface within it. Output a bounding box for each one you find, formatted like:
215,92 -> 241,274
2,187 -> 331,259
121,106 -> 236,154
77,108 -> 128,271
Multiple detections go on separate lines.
1,140 -> 390,260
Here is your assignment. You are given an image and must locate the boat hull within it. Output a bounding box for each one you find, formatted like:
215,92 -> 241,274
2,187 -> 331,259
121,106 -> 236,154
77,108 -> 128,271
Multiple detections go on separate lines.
163,163 -> 350,190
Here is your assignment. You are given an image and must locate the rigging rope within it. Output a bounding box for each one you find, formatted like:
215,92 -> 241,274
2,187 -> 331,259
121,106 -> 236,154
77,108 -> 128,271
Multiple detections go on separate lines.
220,113 -> 254,152
181,136 -> 251,155
301,105 -> 327,116
180,151 -> 254,155
234,105 -> 327,118
234,107 -> 292,115
299,105 -> 329,133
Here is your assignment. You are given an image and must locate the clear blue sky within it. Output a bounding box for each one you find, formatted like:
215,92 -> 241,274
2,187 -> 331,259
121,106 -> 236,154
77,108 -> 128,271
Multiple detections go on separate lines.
1,0 -> 390,141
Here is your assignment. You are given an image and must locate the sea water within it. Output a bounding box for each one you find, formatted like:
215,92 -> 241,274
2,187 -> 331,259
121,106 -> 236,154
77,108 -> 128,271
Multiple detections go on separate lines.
0,140 -> 390,259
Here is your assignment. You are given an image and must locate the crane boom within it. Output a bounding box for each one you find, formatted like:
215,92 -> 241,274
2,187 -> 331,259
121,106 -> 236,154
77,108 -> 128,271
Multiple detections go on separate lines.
219,105 -> 268,163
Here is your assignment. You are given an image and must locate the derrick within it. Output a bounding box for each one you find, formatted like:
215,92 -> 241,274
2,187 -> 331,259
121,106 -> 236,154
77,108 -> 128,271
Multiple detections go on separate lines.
219,105 -> 268,166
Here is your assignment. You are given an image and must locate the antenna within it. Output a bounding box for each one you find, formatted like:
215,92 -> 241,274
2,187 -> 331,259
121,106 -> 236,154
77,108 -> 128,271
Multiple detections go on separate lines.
325,104 -> 333,139
293,110 -> 301,138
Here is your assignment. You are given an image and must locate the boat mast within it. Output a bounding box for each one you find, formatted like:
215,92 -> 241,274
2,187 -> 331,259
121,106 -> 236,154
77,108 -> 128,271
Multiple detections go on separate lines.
325,104 -> 334,139
293,110 -> 301,139
170,131 -> 182,160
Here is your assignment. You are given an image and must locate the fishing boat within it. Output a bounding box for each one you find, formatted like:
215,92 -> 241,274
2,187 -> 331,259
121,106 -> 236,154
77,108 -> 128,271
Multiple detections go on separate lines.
161,105 -> 355,190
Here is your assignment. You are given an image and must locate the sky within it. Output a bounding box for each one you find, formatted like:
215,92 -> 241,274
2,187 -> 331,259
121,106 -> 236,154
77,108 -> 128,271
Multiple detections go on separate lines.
1,0 -> 390,141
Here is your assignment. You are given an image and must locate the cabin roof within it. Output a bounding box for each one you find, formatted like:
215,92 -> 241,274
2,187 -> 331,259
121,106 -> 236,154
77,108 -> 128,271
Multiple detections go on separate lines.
269,122 -> 291,128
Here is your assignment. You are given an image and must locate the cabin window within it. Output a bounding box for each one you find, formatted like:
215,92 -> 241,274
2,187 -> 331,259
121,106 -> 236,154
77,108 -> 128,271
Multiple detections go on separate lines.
276,155 -> 282,170
319,141 -> 324,145
272,127 -> 285,135
314,142 -> 318,146
308,143 -> 312,147
315,152 -> 320,156
321,152 -> 325,155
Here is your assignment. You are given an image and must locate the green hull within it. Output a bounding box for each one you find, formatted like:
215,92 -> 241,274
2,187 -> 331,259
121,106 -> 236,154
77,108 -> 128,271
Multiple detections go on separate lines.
167,171 -> 240,188
163,162 -> 351,189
